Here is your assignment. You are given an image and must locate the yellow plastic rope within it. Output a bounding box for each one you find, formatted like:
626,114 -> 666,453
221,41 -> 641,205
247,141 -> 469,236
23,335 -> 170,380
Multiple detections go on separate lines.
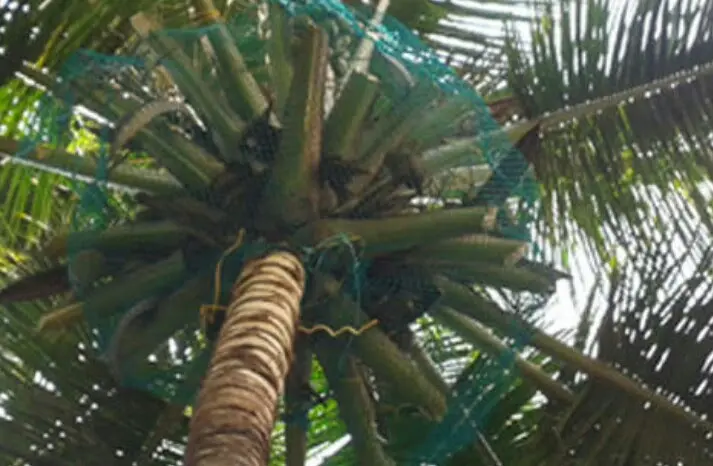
298,320 -> 378,337
199,230 -> 378,339
316,233 -> 363,249
198,228 -> 245,331
298,233 -> 376,338
194,7 -> 223,23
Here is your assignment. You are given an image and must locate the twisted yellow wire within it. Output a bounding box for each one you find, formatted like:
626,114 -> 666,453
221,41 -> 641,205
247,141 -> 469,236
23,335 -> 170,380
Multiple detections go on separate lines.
198,229 -> 245,331
199,230 -> 377,338
297,319 -> 379,337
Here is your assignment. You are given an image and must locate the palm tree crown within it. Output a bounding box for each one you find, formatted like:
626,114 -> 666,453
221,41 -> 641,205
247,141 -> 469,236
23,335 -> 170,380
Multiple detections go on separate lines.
1,1 -> 713,465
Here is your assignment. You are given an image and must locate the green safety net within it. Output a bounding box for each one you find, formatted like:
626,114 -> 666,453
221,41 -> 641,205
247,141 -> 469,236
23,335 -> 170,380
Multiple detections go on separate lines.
13,0 -> 547,464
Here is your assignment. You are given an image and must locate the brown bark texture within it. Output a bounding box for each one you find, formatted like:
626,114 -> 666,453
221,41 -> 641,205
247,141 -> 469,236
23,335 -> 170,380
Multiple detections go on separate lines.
185,251 -> 306,466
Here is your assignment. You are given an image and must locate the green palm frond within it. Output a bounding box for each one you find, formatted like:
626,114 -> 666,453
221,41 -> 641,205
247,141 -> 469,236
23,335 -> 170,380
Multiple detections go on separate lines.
525,242 -> 713,465
0,0 -> 539,88
502,0 -> 713,269
0,0 -> 541,251
0,0 -> 258,88
0,257 -> 561,465
0,77 -> 78,248
392,0 -> 547,91
0,242 -> 358,465
315,306 -> 566,465
7,1 -> 713,464
0,248 -> 186,465
0,3 -> 561,463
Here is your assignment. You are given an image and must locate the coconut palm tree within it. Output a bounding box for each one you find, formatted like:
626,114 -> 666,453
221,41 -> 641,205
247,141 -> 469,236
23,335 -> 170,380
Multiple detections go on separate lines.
487,0 -> 713,272
0,1 -> 571,464
1,0 -> 713,465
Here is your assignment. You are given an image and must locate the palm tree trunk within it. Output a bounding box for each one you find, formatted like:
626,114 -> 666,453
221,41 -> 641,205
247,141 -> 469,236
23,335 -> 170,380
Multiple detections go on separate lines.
184,251 -> 306,466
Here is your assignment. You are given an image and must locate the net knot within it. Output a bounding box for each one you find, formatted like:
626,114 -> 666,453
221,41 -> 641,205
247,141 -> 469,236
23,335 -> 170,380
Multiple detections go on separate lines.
301,233 -> 377,368
302,232 -> 365,305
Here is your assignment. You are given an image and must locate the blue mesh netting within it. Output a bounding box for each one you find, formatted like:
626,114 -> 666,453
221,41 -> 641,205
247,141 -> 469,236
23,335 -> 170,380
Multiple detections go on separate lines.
12,1 -> 545,463
409,314 -> 533,464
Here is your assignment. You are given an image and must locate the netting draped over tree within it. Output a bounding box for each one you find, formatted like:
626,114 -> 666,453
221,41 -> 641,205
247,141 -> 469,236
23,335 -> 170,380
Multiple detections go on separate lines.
10,0 -> 547,463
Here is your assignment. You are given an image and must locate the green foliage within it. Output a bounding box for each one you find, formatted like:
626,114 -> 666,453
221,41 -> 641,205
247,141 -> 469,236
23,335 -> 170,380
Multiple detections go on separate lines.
504,0 -> 713,272
0,1 -> 551,464
3,0 -> 713,465
388,0 -> 448,34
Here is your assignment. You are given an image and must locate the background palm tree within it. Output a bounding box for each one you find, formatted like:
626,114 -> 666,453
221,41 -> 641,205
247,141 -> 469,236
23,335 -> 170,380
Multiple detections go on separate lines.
1,0 -> 713,465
